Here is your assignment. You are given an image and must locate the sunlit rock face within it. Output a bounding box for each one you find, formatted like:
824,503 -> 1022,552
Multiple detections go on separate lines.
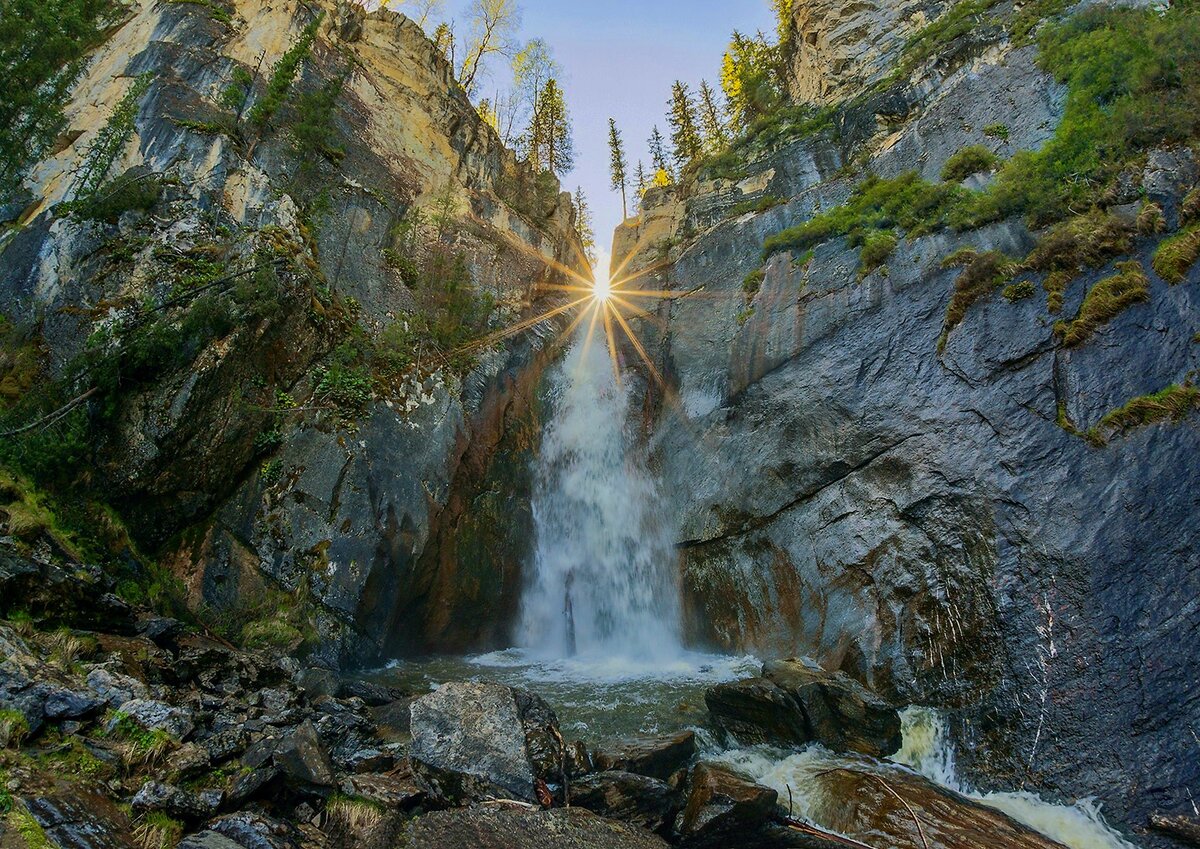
0,0 -> 587,666
611,0 -> 1199,843
783,0 -> 948,105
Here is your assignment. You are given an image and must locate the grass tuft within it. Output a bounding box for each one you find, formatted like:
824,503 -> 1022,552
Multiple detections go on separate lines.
1152,224 -> 1200,284
1136,201 -> 1167,235
1055,260 -> 1150,347
1099,384 -> 1200,434
941,145 -> 999,182
133,812 -> 184,849
939,249 -> 1016,350
1003,280 -> 1036,302
0,709 -> 30,748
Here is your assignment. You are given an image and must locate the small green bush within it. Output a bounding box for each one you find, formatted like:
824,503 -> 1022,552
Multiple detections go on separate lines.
743,268 -> 765,298
763,172 -> 967,262
731,194 -> 785,217
1152,225 -> 1200,284
247,13 -> 323,129
859,230 -> 898,275
941,145 -> 999,182
983,123 -> 1011,141
1056,260 -> 1150,347
1003,280 -> 1035,302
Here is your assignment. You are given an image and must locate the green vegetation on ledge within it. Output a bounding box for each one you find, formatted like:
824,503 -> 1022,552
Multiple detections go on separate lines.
1055,261 -> 1150,347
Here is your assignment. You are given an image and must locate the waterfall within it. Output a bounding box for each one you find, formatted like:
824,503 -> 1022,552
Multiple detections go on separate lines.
516,336 -> 682,660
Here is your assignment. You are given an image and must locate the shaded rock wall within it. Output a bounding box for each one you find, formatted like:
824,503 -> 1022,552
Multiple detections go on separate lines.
0,0 -> 586,667
612,4 -> 1199,844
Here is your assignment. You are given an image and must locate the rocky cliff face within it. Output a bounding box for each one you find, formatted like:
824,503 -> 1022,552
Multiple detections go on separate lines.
614,0 -> 1198,842
0,0 -> 586,667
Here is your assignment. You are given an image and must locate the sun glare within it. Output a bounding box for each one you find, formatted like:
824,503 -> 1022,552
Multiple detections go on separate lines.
593,278 -> 613,301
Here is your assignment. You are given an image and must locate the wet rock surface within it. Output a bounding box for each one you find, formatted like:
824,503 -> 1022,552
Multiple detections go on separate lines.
572,771 -> 685,837
408,681 -> 566,805
592,732 -> 698,782
675,763 -> 780,845
707,658 -> 901,757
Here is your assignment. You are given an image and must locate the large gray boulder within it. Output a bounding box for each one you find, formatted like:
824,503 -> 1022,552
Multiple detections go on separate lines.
409,682 -> 566,805
571,771 -> 684,837
404,807 -> 670,849
706,658 -> 901,757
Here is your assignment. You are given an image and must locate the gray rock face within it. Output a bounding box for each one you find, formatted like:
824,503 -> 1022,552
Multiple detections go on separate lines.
22,794 -> 137,849
403,808 -> 671,849
409,681 -> 565,805
610,8 -> 1200,843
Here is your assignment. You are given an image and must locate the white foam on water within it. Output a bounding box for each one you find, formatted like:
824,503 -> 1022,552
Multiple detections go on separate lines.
515,338 -> 684,662
893,707 -> 1138,849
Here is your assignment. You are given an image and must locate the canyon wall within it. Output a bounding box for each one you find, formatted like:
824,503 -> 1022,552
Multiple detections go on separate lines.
614,0 -> 1198,842
0,0 -> 587,667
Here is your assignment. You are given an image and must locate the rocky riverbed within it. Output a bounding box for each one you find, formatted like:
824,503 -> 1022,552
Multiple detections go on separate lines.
1,541 -> 1165,849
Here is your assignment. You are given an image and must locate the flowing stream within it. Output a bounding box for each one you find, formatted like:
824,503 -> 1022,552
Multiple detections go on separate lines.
379,332 -> 1136,849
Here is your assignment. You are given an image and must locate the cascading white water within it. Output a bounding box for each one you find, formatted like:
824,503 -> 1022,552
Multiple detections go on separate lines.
515,337 -> 682,661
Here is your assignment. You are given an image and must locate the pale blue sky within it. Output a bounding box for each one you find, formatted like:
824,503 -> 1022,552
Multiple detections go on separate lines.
446,0 -> 777,279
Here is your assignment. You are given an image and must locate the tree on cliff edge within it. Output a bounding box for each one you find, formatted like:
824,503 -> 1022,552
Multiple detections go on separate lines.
458,0 -> 521,97
608,118 -> 629,220
668,81 -> 703,169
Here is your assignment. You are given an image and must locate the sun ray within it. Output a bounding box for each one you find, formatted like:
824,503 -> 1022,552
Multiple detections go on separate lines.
609,294 -> 668,330
609,302 -> 666,390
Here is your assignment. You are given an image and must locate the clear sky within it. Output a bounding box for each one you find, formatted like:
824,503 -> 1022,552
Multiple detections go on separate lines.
442,0 -> 777,281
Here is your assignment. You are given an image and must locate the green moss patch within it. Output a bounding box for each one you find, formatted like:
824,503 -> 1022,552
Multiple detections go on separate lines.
1099,384 -> 1200,434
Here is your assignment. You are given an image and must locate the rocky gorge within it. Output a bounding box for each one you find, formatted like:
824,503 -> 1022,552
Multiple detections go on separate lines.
1,0 -> 1199,845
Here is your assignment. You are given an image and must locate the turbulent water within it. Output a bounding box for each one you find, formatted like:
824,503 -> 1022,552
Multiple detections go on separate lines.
713,707 -> 1137,849
515,337 -> 682,660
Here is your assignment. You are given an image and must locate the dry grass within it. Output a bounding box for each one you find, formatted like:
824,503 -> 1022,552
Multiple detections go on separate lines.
1024,211 -> 1135,312
133,813 -> 184,849
1100,384 -> 1200,434
938,249 -> 1016,351
1182,187 -> 1200,226
1137,201 -> 1167,235
1152,224 -> 1200,284
324,796 -> 385,834
1056,261 -> 1151,347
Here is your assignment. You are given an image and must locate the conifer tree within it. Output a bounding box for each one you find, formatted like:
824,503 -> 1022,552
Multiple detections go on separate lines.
633,160 -> 648,213
721,31 -> 783,132
698,80 -> 728,151
648,126 -> 670,180
0,0 -> 109,195
530,78 -> 573,175
607,118 -> 628,220
667,81 -> 703,169
573,186 -> 597,266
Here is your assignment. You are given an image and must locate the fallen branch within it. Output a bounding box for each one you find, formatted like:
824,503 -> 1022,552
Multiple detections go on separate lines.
1151,813 -> 1200,846
778,816 -> 876,849
0,387 -> 97,437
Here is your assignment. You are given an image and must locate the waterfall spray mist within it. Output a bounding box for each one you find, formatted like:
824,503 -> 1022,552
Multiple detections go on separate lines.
517,338 -> 682,660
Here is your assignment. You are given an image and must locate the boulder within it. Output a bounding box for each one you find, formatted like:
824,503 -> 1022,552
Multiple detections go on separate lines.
409,682 -> 565,805
273,720 -> 336,789
705,658 -> 900,758
22,793 -> 138,849
704,678 -> 810,748
42,686 -> 105,720
404,807 -> 671,849
342,772 -> 426,810
131,780 -> 223,821
764,659 -> 901,757
571,771 -> 684,836
675,764 -> 779,843
225,767 -> 280,808
113,699 -> 196,740
207,812 -> 302,849
592,732 -> 697,781
86,668 -> 151,707
807,764 -> 1073,849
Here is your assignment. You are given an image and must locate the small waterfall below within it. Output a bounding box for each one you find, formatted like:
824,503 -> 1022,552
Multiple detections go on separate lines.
515,337 -> 682,661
